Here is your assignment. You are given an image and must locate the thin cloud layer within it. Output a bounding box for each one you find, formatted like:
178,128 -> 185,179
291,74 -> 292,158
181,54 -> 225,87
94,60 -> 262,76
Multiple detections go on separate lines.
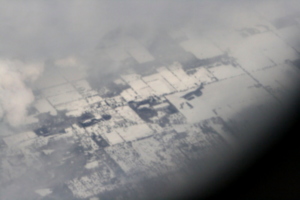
0,1 -> 300,199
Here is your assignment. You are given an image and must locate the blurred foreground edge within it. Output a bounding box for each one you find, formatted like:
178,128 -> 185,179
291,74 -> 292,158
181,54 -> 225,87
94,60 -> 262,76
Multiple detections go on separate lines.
182,93 -> 300,200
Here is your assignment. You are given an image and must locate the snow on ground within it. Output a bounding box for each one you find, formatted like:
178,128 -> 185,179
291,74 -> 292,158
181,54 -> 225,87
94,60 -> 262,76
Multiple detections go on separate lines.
67,169 -> 116,199
85,161 -> 99,169
131,137 -> 181,176
199,75 -> 270,108
189,67 -> 215,84
86,95 -> 103,105
207,64 -> 245,80
166,91 -> 216,124
115,106 -> 144,124
42,149 -> 54,155
120,88 -> 138,102
168,62 -> 198,89
55,99 -> 88,116
4,7 -> 300,199
234,50 -> 275,72
121,73 -> 156,99
216,97 -> 280,140
156,66 -> 187,91
167,74 -> 272,124
103,131 -> 124,145
73,79 -> 98,97
80,137 -> 99,152
143,73 -> 176,95
72,124 -> 87,136
250,64 -> 300,104
105,143 -> 143,174
121,73 -> 141,83
126,79 -> 154,99
116,124 -> 153,142
233,31 -> 298,65
104,95 -> 126,108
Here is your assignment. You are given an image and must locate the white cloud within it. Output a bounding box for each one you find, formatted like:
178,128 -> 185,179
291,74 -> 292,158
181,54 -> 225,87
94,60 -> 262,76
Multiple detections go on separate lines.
0,59 -> 44,126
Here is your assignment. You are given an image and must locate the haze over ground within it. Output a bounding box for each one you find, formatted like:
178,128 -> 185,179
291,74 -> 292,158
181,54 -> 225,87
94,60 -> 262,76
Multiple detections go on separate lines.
0,1 -> 300,199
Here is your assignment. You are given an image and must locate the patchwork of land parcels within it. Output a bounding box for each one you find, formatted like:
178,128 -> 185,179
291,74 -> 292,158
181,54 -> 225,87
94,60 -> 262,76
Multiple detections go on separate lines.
1,9 -> 300,200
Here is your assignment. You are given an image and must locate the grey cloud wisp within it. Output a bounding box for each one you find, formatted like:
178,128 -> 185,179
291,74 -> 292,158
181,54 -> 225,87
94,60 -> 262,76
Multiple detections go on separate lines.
0,0 -> 299,127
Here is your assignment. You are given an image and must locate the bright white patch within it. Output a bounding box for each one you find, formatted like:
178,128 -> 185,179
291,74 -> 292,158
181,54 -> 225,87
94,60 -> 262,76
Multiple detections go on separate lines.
35,188 -> 52,197
85,161 -> 99,169
116,124 -> 153,142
